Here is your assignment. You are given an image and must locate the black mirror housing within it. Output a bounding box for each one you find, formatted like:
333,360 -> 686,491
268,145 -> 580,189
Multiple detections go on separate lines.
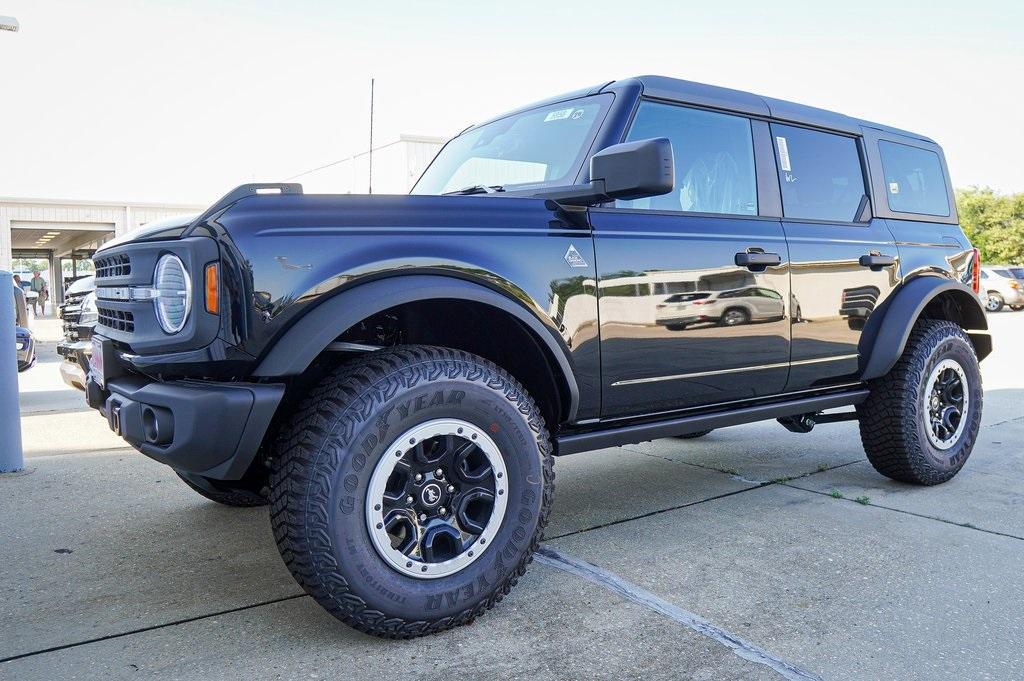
590,137 -> 674,201
530,137 -> 674,207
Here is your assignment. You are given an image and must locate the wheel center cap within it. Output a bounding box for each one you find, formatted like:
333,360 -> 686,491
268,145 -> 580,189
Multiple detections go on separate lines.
421,482 -> 442,507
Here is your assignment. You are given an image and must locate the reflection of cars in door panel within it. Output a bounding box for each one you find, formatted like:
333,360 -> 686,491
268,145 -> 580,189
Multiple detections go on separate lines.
839,285 -> 881,329
655,286 -> 784,329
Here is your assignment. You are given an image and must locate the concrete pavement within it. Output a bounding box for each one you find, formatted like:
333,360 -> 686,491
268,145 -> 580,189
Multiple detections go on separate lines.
2,312 -> 1022,679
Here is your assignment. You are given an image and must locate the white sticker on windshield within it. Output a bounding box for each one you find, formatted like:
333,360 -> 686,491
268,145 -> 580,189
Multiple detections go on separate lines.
889,181 -> 900,194
544,108 -> 575,122
776,136 -> 792,171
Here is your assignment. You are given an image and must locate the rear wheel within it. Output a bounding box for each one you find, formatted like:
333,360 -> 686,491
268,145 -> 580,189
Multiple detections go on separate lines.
986,292 -> 1004,312
176,471 -> 268,507
857,319 -> 982,485
720,308 -> 749,326
270,346 -> 553,638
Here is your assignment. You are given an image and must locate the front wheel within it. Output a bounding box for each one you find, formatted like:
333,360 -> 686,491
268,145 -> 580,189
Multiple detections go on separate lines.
857,319 -> 982,485
1010,305 -> 1024,311
270,346 -> 553,638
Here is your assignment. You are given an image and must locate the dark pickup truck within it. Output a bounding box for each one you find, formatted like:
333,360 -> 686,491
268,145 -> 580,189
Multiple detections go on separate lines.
85,75 -> 990,638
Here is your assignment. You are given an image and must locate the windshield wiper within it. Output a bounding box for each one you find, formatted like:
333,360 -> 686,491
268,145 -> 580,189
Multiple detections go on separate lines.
442,184 -> 505,196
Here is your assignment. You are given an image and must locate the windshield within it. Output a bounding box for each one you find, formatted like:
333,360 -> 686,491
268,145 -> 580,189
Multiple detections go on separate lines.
412,94 -> 611,195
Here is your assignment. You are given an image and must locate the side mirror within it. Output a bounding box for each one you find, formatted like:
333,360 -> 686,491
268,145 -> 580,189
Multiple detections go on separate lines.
591,137 -> 674,201
533,137 -> 674,206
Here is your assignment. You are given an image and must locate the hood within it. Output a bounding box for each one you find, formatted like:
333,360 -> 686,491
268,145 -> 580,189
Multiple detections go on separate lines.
95,213 -> 199,254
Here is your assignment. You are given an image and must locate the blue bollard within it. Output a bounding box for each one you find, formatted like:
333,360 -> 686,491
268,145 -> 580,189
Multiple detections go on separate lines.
0,270 -> 24,473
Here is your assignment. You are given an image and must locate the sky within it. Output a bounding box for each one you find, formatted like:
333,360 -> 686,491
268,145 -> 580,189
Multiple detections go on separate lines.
1,0 -> 1022,205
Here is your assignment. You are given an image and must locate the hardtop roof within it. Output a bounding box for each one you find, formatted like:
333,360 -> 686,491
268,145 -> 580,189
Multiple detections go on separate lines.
605,75 -> 935,143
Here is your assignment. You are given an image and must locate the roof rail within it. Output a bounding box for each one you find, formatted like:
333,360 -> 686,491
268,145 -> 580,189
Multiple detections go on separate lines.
188,183 -> 303,230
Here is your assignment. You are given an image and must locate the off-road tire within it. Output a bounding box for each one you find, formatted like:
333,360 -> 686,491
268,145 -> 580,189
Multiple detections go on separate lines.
857,319 -> 982,485
176,471 -> 268,507
674,430 -> 714,439
269,346 -> 554,638
986,292 -> 1004,312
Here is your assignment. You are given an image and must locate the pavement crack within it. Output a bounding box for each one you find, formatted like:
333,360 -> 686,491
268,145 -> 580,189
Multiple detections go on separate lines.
546,486 -> 763,541
547,459 -> 864,542
535,545 -> 821,681
983,414 -> 1024,428
0,593 -> 308,664
783,485 -> 1024,542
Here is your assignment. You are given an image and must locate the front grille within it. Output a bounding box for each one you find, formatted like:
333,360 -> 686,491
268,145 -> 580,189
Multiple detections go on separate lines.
95,254 -> 132,278
97,306 -> 135,333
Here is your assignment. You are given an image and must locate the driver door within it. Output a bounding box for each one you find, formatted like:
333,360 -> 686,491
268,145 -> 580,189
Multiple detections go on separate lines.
590,100 -> 791,418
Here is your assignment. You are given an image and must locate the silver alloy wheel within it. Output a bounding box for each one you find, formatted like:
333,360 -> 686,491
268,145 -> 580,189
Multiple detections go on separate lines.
986,296 -> 1001,311
366,418 -> 508,579
723,309 -> 747,326
923,358 -> 970,450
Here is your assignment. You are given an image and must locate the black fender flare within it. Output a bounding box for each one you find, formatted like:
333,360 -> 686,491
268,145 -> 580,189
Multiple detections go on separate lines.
252,274 -> 581,421
858,277 -> 990,381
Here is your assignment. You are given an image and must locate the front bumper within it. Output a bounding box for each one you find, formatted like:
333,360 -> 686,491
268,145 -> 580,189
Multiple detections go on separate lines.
57,339 -> 92,390
86,371 -> 284,480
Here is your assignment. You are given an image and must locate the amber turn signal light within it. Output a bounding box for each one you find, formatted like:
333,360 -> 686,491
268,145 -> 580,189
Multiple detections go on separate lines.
205,263 -> 219,314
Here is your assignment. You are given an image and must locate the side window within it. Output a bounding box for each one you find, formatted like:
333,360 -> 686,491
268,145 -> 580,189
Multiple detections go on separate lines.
772,124 -> 866,222
878,141 -> 949,216
618,101 -> 757,216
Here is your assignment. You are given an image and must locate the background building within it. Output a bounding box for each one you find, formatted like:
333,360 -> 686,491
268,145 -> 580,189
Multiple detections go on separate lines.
0,197 -> 205,304
0,134 -> 446,303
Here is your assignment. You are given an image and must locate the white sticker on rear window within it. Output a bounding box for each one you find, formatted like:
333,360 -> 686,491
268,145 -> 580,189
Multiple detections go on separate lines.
776,136 -> 792,171
889,181 -> 900,194
544,108 -> 575,122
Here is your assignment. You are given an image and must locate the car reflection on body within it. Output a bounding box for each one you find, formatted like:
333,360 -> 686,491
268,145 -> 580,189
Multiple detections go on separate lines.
16,326 -> 36,372
655,286 -> 785,330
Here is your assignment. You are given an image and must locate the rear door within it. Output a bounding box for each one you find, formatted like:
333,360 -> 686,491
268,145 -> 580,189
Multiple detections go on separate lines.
771,124 -> 898,390
590,100 -> 791,417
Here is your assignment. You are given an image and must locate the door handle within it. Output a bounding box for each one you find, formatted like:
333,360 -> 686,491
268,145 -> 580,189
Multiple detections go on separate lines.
735,251 -> 782,271
859,254 -> 896,271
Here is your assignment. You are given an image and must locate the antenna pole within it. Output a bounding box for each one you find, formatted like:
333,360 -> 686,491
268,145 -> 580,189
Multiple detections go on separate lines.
368,78 -> 374,195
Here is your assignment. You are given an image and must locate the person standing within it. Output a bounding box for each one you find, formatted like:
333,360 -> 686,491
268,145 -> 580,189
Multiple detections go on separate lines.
12,275 -> 29,327
30,271 -> 48,316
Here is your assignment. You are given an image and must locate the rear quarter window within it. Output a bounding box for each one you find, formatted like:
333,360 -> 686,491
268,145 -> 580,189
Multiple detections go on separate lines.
878,141 -> 950,217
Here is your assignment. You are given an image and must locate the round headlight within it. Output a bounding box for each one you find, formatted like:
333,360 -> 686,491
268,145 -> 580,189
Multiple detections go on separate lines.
154,254 -> 191,334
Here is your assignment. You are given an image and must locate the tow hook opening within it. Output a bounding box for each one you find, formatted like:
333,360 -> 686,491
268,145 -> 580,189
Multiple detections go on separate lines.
141,405 -> 175,446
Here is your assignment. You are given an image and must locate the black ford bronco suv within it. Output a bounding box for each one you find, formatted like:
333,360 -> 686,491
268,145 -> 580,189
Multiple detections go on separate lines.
85,76 -> 990,637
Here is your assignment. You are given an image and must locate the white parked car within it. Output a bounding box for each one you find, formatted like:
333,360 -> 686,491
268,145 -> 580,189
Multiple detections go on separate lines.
980,266 -> 1024,312
655,286 -> 786,330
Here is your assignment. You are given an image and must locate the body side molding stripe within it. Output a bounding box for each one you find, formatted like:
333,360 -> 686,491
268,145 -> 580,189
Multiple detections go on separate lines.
611,354 -> 859,387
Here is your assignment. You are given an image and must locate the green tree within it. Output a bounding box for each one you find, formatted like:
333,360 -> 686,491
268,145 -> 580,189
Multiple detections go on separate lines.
956,187 -> 1024,264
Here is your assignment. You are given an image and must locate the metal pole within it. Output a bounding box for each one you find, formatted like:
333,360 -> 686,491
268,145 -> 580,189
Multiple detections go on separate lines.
0,270 -> 24,473
368,78 -> 374,195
